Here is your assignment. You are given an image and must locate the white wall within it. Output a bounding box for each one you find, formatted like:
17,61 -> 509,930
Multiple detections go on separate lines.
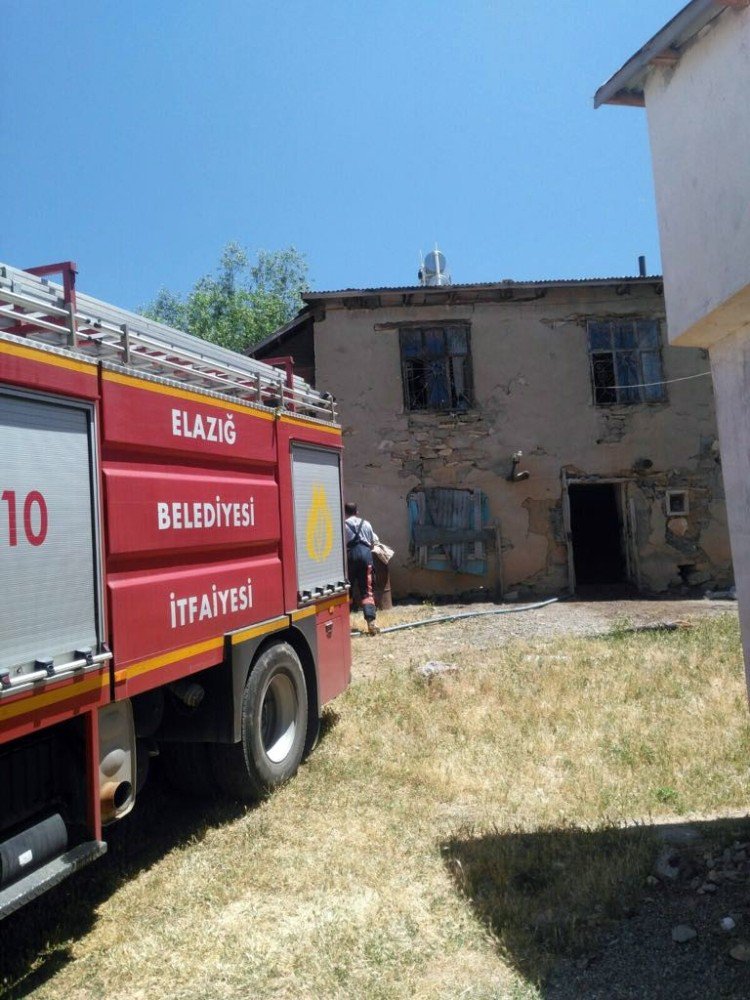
644,6 -> 750,347
707,330 -> 750,687
638,4 -> 750,698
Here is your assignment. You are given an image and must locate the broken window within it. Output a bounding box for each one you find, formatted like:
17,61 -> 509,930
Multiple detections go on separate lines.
400,324 -> 473,411
587,319 -> 666,406
408,487 -> 490,575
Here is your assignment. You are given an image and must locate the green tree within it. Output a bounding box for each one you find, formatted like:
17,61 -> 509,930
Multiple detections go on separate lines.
141,243 -> 308,353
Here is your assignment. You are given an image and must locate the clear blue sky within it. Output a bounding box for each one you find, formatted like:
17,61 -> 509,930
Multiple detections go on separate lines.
3,2 -> 681,308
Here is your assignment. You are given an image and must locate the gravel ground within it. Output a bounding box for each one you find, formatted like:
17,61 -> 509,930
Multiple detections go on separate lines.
351,597 -> 738,680
351,596 -> 749,997
546,819 -> 750,1000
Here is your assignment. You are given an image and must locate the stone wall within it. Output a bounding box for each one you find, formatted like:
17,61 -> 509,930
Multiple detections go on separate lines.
313,282 -> 733,598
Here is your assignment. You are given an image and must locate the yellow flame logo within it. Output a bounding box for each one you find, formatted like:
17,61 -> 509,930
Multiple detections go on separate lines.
306,484 -> 333,563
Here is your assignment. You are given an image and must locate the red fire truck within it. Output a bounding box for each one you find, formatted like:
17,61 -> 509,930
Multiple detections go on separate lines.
0,261 -> 351,917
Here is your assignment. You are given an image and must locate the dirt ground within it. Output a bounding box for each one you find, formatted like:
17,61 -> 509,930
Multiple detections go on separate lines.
2,597 -> 745,1000
544,813 -> 750,1000
351,596 -> 750,998
350,596 -> 739,681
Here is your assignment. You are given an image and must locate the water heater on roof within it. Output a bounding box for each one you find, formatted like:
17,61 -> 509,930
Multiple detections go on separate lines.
418,245 -> 452,287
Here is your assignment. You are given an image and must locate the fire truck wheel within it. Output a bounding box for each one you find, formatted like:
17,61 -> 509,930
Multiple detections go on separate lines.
213,642 -> 308,801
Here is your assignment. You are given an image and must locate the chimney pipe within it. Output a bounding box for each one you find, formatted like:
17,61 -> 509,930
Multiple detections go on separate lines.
638,255 -> 647,277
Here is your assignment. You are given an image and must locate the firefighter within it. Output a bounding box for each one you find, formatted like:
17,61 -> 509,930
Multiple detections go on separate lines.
345,501 -> 380,635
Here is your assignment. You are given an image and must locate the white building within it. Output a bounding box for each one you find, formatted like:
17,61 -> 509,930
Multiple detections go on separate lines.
596,1 -> 750,682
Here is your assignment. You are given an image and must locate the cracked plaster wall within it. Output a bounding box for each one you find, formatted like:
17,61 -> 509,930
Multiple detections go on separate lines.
314,285 -> 732,598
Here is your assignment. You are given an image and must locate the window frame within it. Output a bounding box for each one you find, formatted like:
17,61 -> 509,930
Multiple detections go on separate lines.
586,318 -> 666,407
399,323 -> 474,413
666,489 -> 689,517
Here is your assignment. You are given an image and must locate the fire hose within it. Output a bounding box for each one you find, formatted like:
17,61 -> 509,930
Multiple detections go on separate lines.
350,596 -> 559,637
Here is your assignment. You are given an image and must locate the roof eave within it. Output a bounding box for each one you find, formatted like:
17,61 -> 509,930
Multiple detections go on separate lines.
302,276 -> 662,303
594,0 -> 726,109
249,307 -> 311,355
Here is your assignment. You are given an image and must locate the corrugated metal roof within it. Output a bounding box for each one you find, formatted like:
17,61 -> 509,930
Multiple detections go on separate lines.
249,273 -> 664,357
303,275 -> 662,299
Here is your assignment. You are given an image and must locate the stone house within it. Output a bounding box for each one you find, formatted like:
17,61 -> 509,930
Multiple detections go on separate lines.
596,3 -> 750,664
253,275 -> 732,599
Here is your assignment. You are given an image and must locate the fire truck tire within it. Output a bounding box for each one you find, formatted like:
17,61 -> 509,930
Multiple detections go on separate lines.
212,643 -> 308,801
159,741 -> 216,797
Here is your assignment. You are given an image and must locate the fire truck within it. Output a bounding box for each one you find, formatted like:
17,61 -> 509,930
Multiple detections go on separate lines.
0,261 -> 351,918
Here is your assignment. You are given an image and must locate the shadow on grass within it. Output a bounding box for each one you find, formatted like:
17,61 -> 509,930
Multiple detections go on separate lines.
317,706 -> 340,743
0,707 -> 340,998
443,815 -> 750,996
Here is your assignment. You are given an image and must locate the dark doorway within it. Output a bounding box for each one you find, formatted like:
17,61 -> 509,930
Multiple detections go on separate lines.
568,483 -> 626,587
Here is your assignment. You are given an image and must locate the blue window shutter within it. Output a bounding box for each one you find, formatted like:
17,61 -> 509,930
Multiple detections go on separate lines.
408,488 -> 488,575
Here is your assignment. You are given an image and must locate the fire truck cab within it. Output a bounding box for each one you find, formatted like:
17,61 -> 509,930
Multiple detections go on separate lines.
0,262 -> 351,917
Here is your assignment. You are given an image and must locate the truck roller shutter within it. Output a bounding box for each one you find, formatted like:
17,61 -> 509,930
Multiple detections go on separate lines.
291,445 -> 346,600
0,391 -> 101,677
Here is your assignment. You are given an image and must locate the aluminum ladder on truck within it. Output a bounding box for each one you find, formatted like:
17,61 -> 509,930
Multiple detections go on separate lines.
0,261 -> 337,423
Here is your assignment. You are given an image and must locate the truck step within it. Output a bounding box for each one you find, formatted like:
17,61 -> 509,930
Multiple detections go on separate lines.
0,840 -> 107,921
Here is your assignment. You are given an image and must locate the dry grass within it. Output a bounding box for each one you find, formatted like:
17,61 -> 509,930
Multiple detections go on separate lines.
3,613 -> 749,999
